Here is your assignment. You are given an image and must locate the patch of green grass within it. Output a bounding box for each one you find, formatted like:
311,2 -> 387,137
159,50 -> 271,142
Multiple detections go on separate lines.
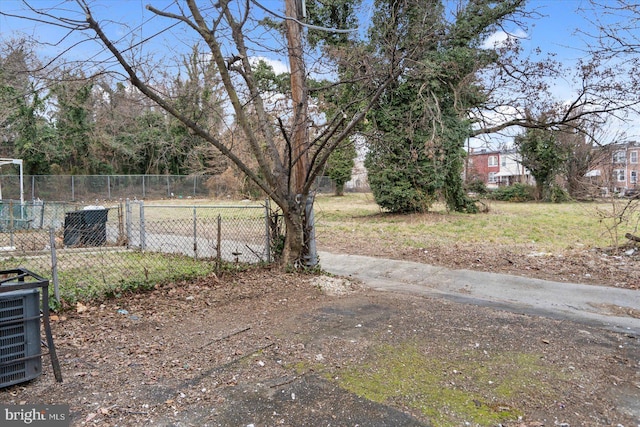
53,251 -> 219,305
139,199 -> 267,222
315,194 -> 639,251
333,342 -> 567,427
0,251 -> 226,310
314,193 -> 381,221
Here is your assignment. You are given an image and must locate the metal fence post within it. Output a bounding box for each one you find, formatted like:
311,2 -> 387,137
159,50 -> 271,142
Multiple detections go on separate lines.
217,214 -> 222,271
8,200 -> 14,247
49,227 -> 60,303
265,199 -> 271,263
125,199 -> 132,249
38,200 -> 45,228
304,195 -> 318,267
140,201 -> 146,251
193,206 -> 197,259
118,202 -> 125,245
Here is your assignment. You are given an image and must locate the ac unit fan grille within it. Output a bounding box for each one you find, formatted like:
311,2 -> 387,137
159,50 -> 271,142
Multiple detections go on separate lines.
1,298 -> 24,319
0,290 -> 41,388
1,361 -> 28,384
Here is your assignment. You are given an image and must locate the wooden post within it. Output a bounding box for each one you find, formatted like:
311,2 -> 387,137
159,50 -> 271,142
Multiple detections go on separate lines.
284,0 -> 308,195
284,0 -> 318,266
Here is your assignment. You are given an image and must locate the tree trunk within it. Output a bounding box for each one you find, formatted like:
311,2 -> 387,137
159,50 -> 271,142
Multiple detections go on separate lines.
279,195 -> 318,268
535,181 -> 544,201
282,202 -> 305,266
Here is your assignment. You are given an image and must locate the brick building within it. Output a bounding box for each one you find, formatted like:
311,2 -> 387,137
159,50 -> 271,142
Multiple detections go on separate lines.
588,141 -> 640,196
466,148 -> 533,189
467,141 -> 639,196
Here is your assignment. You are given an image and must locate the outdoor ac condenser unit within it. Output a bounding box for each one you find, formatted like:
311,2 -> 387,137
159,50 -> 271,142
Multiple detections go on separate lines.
0,288 -> 42,388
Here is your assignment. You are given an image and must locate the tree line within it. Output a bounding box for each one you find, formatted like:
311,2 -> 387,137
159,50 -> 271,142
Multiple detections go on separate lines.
0,42 -> 229,177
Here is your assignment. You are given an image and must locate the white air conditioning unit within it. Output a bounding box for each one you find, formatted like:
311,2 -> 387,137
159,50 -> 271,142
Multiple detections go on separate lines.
0,288 -> 42,388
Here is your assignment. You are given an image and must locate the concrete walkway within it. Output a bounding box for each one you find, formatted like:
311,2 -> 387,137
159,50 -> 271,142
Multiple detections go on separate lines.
319,252 -> 640,336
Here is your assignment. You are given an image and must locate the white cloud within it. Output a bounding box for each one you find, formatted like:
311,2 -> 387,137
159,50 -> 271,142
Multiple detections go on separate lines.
481,29 -> 528,49
251,56 -> 289,75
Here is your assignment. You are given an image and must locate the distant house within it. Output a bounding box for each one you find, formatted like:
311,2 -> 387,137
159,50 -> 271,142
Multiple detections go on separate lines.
467,141 -> 639,197
465,149 -> 500,188
344,152 -> 369,192
495,149 -> 534,187
344,135 -> 370,192
466,148 -> 532,189
587,141 -> 640,196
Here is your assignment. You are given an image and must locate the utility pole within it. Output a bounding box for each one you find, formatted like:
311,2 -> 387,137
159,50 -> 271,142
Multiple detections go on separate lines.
284,0 -> 317,267
284,0 -> 308,195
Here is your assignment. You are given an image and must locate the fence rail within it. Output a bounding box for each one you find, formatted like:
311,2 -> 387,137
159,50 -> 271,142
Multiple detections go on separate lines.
0,200 -> 270,305
1,175 -> 218,201
0,174 -> 344,201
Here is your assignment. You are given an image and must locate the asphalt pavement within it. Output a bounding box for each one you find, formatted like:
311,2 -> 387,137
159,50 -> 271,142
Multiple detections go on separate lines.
319,251 -> 640,336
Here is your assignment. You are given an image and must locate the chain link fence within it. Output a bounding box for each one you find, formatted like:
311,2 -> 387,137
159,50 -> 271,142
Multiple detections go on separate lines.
0,200 -> 269,306
0,174 -> 344,201
1,175 -> 219,201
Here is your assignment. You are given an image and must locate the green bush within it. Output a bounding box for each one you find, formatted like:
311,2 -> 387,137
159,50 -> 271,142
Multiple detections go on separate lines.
546,185 -> 571,203
365,143 -> 441,213
489,183 -> 535,202
466,179 -> 489,195
369,181 -> 436,213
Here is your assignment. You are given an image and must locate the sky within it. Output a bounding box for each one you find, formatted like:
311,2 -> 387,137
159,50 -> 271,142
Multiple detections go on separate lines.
0,1 -> 596,59
1,0 -> 638,144
0,1 -> 601,72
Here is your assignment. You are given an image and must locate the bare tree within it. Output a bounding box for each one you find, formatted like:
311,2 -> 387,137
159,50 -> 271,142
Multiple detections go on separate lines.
581,1 -> 640,58
471,49 -> 640,140
465,0 -> 640,142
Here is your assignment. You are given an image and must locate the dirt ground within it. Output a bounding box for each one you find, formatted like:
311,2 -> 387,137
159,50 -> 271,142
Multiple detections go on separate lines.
2,241 -> 640,427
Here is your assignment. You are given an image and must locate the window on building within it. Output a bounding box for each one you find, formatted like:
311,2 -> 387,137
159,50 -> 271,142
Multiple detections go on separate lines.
501,158 -> 506,167
632,171 -> 638,184
488,172 -> 497,183
488,156 -> 498,167
613,151 -> 626,163
631,151 -> 638,164
614,169 -> 626,182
